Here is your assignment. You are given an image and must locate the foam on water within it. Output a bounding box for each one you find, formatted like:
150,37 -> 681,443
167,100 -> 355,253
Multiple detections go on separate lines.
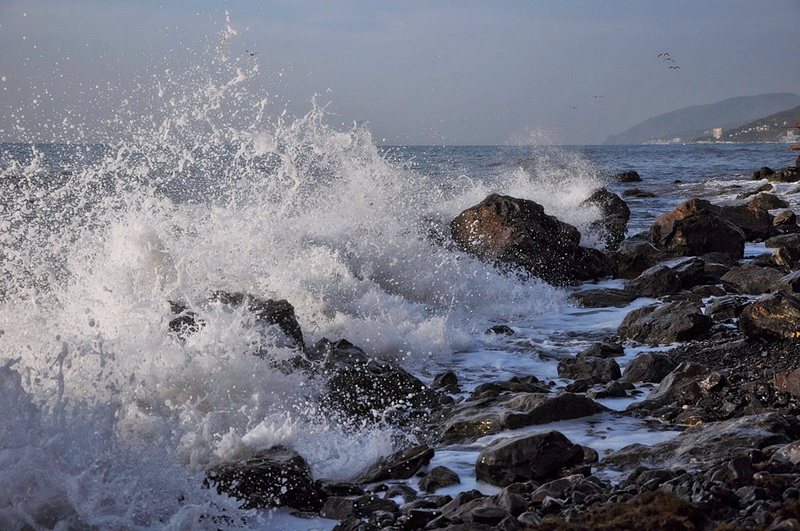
0,19 -> 615,528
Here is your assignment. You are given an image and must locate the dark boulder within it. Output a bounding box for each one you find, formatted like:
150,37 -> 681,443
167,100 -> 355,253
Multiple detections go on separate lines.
720,263 -> 784,295
765,233 -> 800,249
752,167 -> 775,180
352,444 -> 435,484
418,465 -> 461,493
776,270 -> 800,294
208,291 -> 306,350
570,287 -> 637,308
622,352 -> 678,384
617,301 -> 713,345
206,445 -> 324,510
450,194 -> 614,285
739,291 -> 800,341
314,339 -> 441,424
580,188 -> 631,251
436,392 -> 608,444
769,167 -> 800,183
557,356 -> 621,383
614,235 -> 670,279
624,264 -> 682,298
704,295 -> 749,322
614,170 -> 642,182
719,204 -> 772,241
578,340 -> 624,359
748,193 -> 789,211
475,431 -> 584,487
627,362 -> 710,413
649,199 -> 745,260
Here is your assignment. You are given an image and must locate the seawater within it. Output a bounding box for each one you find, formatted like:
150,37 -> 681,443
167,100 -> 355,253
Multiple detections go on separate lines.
1,41 -> 799,530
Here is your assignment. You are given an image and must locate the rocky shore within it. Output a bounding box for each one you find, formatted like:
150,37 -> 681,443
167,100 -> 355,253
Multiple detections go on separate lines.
179,156 -> 800,529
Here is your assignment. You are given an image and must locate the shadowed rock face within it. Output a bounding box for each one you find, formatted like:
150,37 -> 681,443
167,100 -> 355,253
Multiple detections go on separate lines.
649,198 -> 745,260
739,290 -> 800,340
450,193 -> 614,285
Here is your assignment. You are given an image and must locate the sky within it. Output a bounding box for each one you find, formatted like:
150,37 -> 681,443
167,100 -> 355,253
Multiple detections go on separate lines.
1,0 -> 799,145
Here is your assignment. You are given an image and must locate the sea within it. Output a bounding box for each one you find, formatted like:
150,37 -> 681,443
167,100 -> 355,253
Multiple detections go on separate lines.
1,50 -> 799,530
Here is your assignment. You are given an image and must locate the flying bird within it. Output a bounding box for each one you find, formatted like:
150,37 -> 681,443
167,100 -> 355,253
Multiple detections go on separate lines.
669,65 -> 681,69
658,53 -> 670,58
246,50 -> 257,56
593,95 -> 604,99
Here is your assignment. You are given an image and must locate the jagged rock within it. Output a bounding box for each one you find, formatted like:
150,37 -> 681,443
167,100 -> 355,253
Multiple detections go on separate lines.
580,188 -> 631,251
622,352 -> 678,384
622,188 -> 655,198
748,193 -> 789,211
436,392 -> 608,444
432,370 -> 460,394
557,356 -> 621,383
315,339 -> 441,423
739,291 -> 800,341
719,204 -> 772,241
206,445 -> 324,510
475,431 -> 584,487
450,193 -> 614,285
418,466 -> 461,493
617,301 -> 713,345
773,210 -> 797,227
352,444 -> 435,484
769,167 -> 800,183
720,263 -> 784,295
614,235 -> 670,279
736,182 -> 774,200
649,199 -> 745,260
470,375 -> 549,399
603,413 -> 800,471
776,271 -> 800,294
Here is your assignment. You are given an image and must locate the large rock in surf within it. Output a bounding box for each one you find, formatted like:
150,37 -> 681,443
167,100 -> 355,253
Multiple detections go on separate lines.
352,444 -> 435,484
435,392 -> 608,444
718,204 -> 772,241
739,290 -> 800,340
720,263 -> 784,295
450,194 -> 614,285
475,431 -> 584,487
206,445 -> 324,510
613,235 -> 670,279
617,301 -> 712,345
649,199 -> 745,260
580,187 -> 630,251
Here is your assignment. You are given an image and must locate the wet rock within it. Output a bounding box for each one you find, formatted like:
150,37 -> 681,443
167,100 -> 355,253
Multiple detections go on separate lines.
577,340 -> 624,359
622,352 -> 678,384
614,235 -> 670,279
485,324 -> 515,335
622,188 -> 655,198
352,444 -> 435,484
436,392 -> 608,444
570,287 -> 637,308
774,210 -> 797,227
704,295 -> 750,322
628,361 -> 710,411
475,431 -> 584,487
769,167 -> 800,183
737,182 -> 774,199
766,233 -> 800,249
580,187 -> 631,251
432,370 -> 460,394
649,198 -> 745,260
617,301 -> 713,345
749,193 -> 789,211
418,466 -> 460,493
604,413 -> 800,471
624,264 -> 681,298
719,204 -> 773,241
209,291 -> 305,350
470,375 -> 549,398
614,170 -> 642,182
739,291 -> 800,341
720,263 -> 785,295
557,356 -> 621,383
206,445 -> 324,511
753,167 -> 776,180
450,193 -> 614,285
315,339 -> 441,424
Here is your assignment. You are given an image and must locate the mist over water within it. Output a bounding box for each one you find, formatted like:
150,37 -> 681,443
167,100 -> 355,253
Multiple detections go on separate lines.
0,21 -> 617,528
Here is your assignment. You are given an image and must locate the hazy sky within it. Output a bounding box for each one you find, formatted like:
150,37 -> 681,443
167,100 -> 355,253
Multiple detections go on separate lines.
1,0 -> 799,145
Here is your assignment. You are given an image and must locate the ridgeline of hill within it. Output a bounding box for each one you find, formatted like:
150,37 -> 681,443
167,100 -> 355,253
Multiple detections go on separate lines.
605,93 -> 800,145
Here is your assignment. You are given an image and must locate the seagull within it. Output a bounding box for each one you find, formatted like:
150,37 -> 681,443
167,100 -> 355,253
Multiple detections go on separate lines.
246,50 -> 257,56
593,95 -> 604,99
658,53 -> 670,58
662,57 -> 675,62
570,105 -> 578,109
669,65 -> 681,69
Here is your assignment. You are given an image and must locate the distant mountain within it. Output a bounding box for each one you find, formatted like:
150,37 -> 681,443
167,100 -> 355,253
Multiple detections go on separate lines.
692,105 -> 800,143
605,93 -> 800,145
